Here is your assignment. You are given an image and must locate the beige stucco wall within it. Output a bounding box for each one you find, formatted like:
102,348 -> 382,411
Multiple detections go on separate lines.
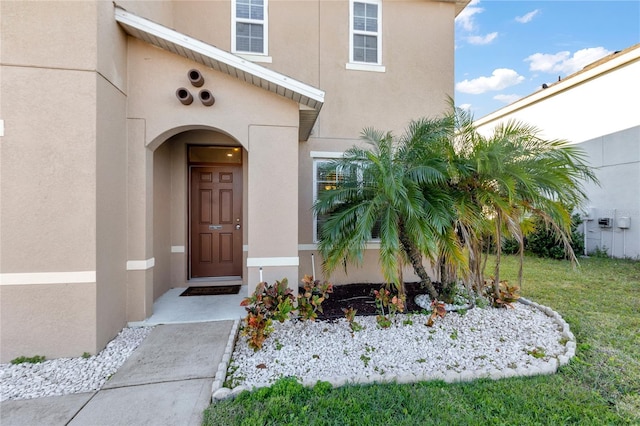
125,119 -> 155,321
0,68 -> 100,362
0,0 -> 137,361
246,125 -> 300,292
0,284 -> 97,362
0,1 -> 97,70
0,1 -> 103,362
153,143 -> 173,299
95,74 -> 129,350
126,38 -> 299,150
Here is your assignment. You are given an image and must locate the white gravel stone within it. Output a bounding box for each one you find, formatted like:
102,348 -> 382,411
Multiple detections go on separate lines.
227,303 -> 571,390
0,326 -> 153,402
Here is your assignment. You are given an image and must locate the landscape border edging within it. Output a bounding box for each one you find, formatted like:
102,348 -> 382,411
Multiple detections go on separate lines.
210,299 -> 576,402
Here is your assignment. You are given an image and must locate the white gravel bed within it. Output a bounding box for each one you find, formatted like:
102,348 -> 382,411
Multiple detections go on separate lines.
227,303 -> 568,390
0,327 -> 153,402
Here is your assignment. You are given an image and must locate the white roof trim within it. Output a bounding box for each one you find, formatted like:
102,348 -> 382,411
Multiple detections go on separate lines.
114,7 -> 324,140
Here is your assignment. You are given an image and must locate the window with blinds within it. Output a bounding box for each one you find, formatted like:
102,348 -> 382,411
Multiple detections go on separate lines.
350,0 -> 382,65
314,159 -> 380,242
233,0 -> 267,54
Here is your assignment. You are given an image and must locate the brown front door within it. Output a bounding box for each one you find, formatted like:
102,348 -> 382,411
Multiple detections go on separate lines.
190,165 -> 242,278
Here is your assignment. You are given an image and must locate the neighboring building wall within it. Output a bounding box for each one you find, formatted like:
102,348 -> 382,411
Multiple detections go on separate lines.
579,127 -> 640,259
475,46 -> 640,259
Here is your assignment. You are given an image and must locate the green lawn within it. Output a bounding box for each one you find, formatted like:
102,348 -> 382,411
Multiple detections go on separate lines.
203,255 -> 640,425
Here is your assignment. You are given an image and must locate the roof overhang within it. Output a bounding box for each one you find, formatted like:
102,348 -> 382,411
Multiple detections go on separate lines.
439,0 -> 472,17
115,7 -> 324,141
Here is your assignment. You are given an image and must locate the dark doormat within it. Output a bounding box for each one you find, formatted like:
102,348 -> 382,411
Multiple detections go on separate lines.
180,285 -> 241,296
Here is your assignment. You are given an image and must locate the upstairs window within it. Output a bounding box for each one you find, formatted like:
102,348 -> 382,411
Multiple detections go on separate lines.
350,0 -> 382,66
233,0 -> 268,55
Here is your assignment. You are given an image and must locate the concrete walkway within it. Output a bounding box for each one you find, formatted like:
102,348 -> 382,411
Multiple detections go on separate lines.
1,321 -> 234,426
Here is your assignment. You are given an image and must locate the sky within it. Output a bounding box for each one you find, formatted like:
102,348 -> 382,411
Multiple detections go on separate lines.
454,0 -> 640,119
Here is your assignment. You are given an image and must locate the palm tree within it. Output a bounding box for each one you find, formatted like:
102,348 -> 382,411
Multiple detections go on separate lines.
313,121 -> 458,299
450,108 -> 599,300
315,107 -> 598,306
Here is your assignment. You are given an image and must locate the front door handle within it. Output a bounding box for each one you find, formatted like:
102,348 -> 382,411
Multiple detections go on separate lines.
235,224 -> 241,230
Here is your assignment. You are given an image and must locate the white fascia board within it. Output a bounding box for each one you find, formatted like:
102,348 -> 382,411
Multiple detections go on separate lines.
114,8 -> 324,107
475,47 -> 640,128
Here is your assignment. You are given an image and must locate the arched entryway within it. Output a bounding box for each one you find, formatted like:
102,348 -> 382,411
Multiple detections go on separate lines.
152,129 -> 248,302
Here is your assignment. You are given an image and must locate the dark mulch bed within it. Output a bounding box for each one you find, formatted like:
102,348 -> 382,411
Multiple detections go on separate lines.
305,282 -> 428,321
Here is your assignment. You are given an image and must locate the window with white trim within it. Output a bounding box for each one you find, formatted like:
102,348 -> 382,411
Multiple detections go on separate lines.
349,0 -> 382,65
233,0 -> 268,55
313,159 -> 380,242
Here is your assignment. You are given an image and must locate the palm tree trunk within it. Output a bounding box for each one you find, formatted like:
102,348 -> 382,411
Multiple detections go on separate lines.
493,211 -> 502,301
398,228 -> 438,300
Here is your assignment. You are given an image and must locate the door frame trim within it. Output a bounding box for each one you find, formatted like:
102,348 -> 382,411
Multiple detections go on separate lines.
187,147 -> 243,280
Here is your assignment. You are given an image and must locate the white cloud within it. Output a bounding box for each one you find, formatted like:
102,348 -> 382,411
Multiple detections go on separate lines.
467,32 -> 498,45
525,47 -> 612,75
459,103 -> 472,111
455,69 -> 525,95
493,94 -> 521,104
456,0 -> 483,32
515,9 -> 539,24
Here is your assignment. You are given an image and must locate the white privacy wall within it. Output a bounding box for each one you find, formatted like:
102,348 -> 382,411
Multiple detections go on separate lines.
474,47 -> 640,259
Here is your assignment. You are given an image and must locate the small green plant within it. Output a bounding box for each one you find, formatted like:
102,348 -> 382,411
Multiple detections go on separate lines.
450,329 -> 459,340
589,245 -> 610,258
416,358 -> 426,363
82,352 -> 91,359
223,364 -> 245,388
240,312 -> 273,351
297,275 -> 334,321
241,279 -> 296,322
375,315 -> 392,328
373,286 -> 405,328
497,280 -> 520,308
240,279 -> 295,350
475,297 -> 489,309
343,307 -> 357,322
485,279 -> 521,308
360,354 -> 371,367
343,307 -> 364,332
10,355 -> 46,365
527,347 -> 546,359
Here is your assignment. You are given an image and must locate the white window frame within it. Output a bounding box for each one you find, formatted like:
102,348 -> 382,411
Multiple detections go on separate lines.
347,0 -> 385,73
312,153 -> 380,243
232,0 -> 271,61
